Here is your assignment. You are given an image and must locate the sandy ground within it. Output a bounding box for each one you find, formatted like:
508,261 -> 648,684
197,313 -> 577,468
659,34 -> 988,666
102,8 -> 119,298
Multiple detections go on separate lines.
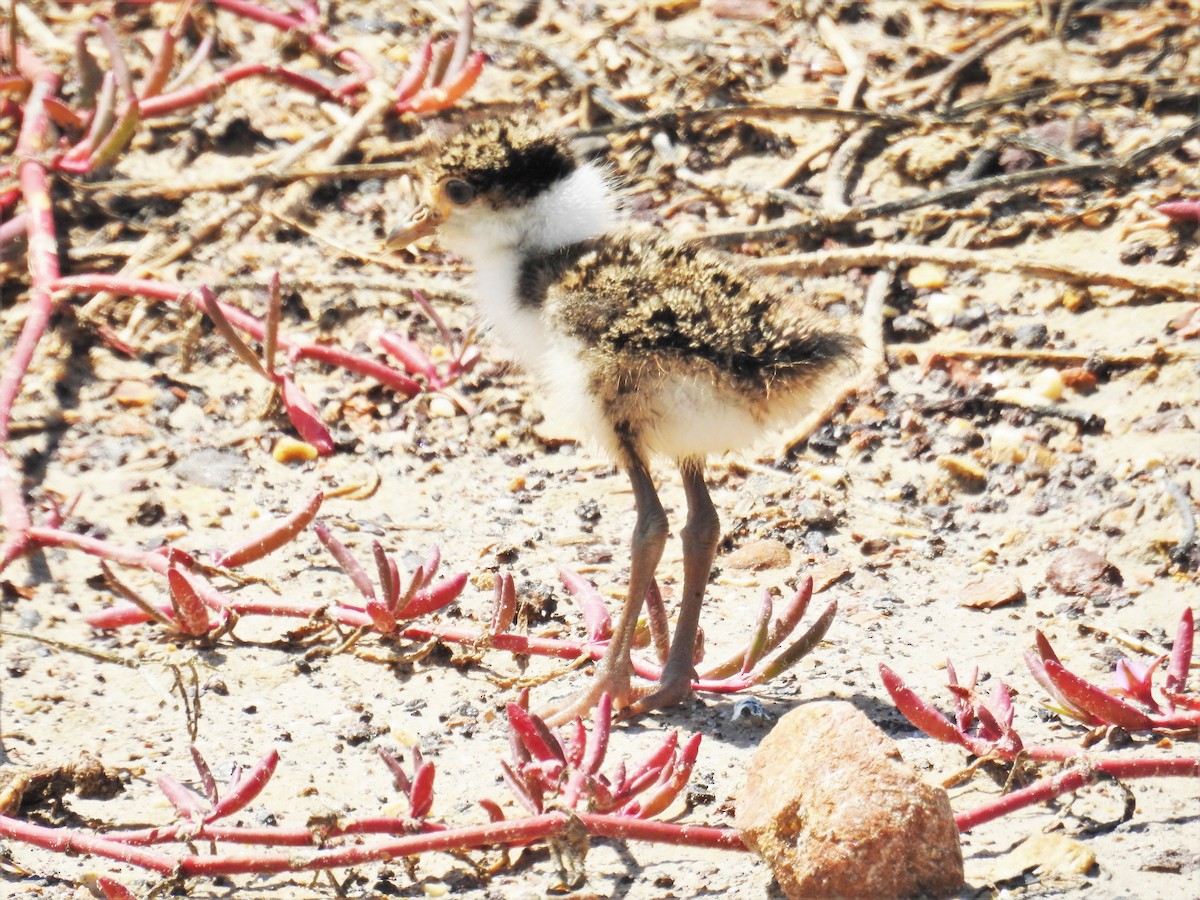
2,1 -> 1199,897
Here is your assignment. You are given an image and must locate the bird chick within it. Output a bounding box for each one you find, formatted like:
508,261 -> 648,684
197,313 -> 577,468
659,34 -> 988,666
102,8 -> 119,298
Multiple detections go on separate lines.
388,118 -> 857,723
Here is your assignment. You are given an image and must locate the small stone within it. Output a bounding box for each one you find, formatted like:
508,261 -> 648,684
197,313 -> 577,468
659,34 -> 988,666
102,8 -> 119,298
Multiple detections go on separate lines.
988,424 -> 1030,464
993,386 -> 1051,408
906,261 -> 948,289
858,536 -> 891,555
1009,832 -> 1097,877
1061,287 -> 1092,312
1060,366 -> 1098,392
925,292 -> 966,327
809,465 -> 847,486
273,437 -> 318,464
937,454 -> 987,489
175,448 -> 250,489
737,702 -> 963,899
428,395 -> 456,418
1014,323 -> 1050,348
891,314 -> 933,340
1168,304 -> 1200,338
808,559 -> 851,592
1119,240 -> 1153,264
1030,368 -> 1065,401
1046,547 -> 1123,601
959,573 -> 1025,608
113,380 -> 156,407
654,0 -> 701,19
953,306 -> 989,330
726,539 -> 790,571
794,499 -> 837,529
107,413 -> 152,437
944,416 -> 980,445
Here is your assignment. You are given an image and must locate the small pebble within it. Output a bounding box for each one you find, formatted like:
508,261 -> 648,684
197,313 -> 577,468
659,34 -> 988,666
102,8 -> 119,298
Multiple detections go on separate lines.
1118,240 -> 1153,264
1155,244 -> 1186,265
891,314 -> 933,339
953,306 -> 988,330
1009,832 -> 1096,877
959,573 -> 1025,609
726,539 -> 791,571
988,424 -> 1029,464
907,261 -> 948,289
993,387 -> 1051,408
944,417 -> 980,444
1061,287 -> 1091,312
428,395 -> 456,418
925,292 -> 965,327
808,465 -> 847,486
1014,323 -> 1049,348
1030,368 -> 1065,401
937,454 -> 987,488
1060,367 -> 1097,392
273,437 -> 318,464
113,380 -> 155,407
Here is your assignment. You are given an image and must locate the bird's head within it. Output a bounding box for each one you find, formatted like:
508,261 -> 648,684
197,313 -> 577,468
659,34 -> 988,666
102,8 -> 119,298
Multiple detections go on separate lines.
386,118 -> 618,259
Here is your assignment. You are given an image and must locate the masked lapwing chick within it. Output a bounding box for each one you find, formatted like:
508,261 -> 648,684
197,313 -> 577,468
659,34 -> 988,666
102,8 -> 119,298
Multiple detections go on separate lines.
388,118 -> 858,723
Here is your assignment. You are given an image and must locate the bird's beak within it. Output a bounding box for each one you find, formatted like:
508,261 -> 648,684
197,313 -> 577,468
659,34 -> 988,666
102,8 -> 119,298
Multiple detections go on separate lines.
386,204 -> 441,249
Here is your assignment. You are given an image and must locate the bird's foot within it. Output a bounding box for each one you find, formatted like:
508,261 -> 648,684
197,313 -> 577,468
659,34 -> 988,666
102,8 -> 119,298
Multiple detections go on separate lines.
619,667 -> 695,720
541,663 -> 697,727
540,665 -> 634,727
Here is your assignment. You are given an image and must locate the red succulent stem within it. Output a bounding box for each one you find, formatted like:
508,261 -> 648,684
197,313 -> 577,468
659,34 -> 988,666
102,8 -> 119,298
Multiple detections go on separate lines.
0,68 -> 63,570
25,526 -> 171,574
50,275 -> 422,396
107,816 -> 444,847
210,0 -> 375,95
394,38 -> 433,102
0,212 -> 28,248
0,810 -> 743,880
398,51 -> 485,114
955,756 -> 1200,832
0,816 -> 177,874
140,61 -> 339,116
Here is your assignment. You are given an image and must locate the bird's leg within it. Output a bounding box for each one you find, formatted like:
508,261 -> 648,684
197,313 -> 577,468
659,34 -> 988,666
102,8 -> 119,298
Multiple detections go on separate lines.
543,443 -> 667,725
625,457 -> 718,716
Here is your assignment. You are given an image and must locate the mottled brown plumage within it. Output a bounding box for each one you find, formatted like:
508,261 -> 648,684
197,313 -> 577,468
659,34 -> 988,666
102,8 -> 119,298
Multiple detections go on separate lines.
388,119 -> 858,723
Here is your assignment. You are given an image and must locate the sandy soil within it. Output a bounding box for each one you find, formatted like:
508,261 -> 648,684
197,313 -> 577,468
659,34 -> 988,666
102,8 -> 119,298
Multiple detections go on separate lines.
2,1 -> 1198,897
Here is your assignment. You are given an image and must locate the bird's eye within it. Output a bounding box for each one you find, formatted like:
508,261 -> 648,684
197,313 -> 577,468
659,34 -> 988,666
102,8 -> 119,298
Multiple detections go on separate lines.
443,179 -> 475,206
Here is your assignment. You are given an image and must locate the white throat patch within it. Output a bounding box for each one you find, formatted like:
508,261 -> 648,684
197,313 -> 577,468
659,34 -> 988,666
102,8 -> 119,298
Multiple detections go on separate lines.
522,163 -> 619,251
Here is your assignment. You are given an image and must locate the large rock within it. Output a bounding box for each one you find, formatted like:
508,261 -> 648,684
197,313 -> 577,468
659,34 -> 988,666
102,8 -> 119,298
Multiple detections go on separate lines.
736,701 -> 963,899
